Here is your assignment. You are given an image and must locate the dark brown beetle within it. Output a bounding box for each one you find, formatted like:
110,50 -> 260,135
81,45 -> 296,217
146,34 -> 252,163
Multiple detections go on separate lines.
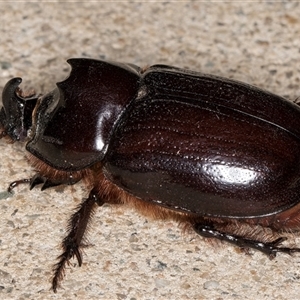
2,58 -> 300,292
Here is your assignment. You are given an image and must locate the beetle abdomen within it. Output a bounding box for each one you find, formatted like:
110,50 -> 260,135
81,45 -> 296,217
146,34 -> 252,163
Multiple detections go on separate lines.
104,68 -> 300,218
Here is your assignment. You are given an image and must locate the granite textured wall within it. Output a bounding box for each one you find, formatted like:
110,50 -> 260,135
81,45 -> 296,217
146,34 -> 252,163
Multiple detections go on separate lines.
1,2 -> 300,299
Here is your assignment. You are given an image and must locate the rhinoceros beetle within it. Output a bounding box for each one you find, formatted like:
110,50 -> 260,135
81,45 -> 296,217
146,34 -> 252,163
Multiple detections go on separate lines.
2,58 -> 300,292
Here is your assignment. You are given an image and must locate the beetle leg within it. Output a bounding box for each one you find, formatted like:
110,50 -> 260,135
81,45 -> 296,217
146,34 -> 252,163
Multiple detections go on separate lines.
193,223 -> 300,259
7,173 -> 80,192
8,175 -> 61,192
29,173 -> 80,190
52,188 -> 103,293
29,174 -> 47,189
7,178 -> 31,193
29,174 -> 64,190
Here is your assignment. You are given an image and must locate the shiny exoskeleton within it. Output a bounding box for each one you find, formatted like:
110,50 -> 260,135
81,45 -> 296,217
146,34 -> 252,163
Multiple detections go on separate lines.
1,58 -> 300,292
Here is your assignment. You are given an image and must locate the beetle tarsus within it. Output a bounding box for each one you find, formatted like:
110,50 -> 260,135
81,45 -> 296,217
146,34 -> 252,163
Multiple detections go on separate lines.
7,178 -> 31,193
52,188 -> 102,293
7,173 -> 79,193
261,237 -> 300,259
7,175 -> 61,192
193,223 -> 300,258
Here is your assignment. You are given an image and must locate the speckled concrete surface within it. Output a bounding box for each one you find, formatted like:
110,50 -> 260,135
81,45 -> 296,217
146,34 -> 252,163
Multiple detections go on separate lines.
1,2 -> 300,299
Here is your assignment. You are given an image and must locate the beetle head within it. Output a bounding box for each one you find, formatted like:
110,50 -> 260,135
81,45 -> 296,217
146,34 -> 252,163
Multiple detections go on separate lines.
0,78 -> 39,142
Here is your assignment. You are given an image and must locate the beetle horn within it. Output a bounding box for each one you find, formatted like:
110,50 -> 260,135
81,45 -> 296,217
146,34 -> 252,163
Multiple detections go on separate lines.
0,77 -> 39,142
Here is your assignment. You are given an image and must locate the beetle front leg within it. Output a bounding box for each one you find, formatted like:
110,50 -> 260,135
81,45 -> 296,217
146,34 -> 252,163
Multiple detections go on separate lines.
52,188 -> 103,293
8,173 -> 80,192
7,178 -> 31,192
8,176 -> 62,192
193,223 -> 300,259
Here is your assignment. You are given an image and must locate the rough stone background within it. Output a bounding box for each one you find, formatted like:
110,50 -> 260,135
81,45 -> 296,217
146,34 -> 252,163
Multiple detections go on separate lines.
1,1 -> 300,300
